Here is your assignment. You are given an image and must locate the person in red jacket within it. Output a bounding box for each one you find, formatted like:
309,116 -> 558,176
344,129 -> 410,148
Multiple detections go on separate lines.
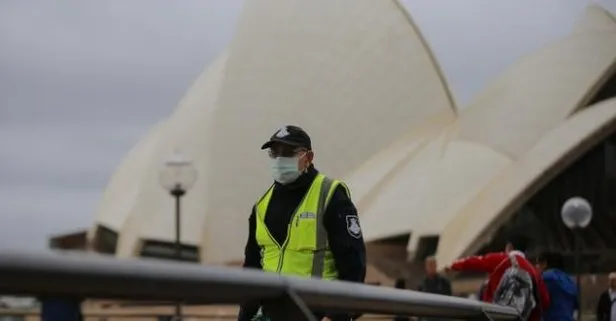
444,236 -> 549,321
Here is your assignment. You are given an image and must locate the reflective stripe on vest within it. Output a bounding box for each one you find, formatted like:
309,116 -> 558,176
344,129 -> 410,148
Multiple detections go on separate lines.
254,174 -> 346,279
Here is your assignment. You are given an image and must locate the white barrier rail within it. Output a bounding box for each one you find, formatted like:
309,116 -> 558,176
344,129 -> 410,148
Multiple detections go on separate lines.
0,251 -> 519,321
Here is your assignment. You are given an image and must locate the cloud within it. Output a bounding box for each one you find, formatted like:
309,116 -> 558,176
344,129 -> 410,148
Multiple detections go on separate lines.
0,0 -> 243,125
0,0 -> 612,249
0,0 -> 243,248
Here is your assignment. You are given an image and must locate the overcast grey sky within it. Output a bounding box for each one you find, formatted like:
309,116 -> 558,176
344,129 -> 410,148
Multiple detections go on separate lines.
0,0 -> 614,249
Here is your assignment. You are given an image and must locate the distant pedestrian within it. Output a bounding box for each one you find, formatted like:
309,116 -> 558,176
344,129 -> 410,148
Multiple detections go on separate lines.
444,236 -> 549,321
596,272 -> 616,321
417,256 -> 451,321
536,251 -> 577,321
418,256 -> 452,296
40,297 -> 83,321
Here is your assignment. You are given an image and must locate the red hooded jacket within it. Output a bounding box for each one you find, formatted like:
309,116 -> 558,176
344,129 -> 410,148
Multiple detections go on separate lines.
450,251 -> 550,321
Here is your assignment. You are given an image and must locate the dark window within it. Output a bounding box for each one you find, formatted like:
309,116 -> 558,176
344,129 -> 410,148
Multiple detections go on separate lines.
91,224 -> 118,254
415,235 -> 439,262
586,69 -> 616,106
48,230 -> 88,250
140,240 -> 200,262
371,233 -> 410,245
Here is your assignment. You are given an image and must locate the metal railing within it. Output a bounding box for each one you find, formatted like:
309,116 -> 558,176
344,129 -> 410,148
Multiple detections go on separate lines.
0,250 -> 519,321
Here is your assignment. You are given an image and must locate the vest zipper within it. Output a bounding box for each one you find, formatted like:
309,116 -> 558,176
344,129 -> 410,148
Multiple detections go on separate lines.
276,212 -> 298,273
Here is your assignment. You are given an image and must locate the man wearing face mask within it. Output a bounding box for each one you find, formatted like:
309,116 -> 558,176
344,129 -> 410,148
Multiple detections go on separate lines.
238,125 -> 367,321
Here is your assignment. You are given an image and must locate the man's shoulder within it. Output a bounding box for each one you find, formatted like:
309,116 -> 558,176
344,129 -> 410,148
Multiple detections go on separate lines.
319,174 -> 346,186
486,251 -> 507,257
333,182 -> 350,195
317,174 -> 351,200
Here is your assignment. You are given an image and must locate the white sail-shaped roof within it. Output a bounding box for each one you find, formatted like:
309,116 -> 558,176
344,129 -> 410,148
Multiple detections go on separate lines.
201,0 -> 455,263
91,0 -> 455,263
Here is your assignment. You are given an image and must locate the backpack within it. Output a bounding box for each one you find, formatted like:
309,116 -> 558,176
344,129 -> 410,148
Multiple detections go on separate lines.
492,253 -> 536,320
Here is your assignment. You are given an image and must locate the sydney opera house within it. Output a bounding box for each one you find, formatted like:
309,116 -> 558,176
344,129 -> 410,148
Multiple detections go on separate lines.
51,1 -> 616,290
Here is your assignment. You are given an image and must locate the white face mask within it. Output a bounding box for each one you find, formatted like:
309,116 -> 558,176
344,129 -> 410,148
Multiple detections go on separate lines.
270,154 -> 304,184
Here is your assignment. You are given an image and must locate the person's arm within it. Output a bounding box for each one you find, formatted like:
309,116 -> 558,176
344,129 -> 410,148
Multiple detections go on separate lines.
323,184 -> 366,283
323,184 -> 366,321
449,253 -> 505,273
238,208 -> 261,321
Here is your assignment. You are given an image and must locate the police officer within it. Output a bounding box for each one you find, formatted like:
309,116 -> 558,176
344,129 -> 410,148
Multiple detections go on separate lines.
238,125 -> 367,321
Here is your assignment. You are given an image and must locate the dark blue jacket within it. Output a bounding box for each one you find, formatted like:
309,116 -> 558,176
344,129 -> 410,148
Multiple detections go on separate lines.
40,298 -> 83,321
542,269 -> 578,321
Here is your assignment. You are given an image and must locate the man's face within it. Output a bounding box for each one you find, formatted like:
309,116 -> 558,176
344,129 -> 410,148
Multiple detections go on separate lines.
425,259 -> 437,276
535,260 -> 547,273
609,277 -> 616,290
268,143 -> 313,171
504,243 -> 513,253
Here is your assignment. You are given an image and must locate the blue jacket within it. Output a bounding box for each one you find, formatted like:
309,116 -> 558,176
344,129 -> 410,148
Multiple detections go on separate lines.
542,269 -> 578,321
40,298 -> 83,321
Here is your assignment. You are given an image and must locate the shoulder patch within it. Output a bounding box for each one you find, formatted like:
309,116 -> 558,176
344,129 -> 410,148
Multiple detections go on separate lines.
345,215 -> 362,239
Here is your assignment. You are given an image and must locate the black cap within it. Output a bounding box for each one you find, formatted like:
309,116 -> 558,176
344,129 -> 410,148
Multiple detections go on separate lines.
260,125 -> 312,150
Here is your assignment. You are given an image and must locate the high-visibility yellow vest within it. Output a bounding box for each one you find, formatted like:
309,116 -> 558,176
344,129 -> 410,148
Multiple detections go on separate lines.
255,174 -> 347,279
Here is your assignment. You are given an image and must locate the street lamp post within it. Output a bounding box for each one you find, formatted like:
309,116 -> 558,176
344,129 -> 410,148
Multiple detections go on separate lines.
561,196 -> 593,321
159,150 -> 198,321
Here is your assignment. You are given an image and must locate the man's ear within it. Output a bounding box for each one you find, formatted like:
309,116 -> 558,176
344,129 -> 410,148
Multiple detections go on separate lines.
306,150 -> 314,162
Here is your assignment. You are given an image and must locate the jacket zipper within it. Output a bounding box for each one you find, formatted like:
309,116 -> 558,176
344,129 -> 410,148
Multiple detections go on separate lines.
276,212 -> 298,273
